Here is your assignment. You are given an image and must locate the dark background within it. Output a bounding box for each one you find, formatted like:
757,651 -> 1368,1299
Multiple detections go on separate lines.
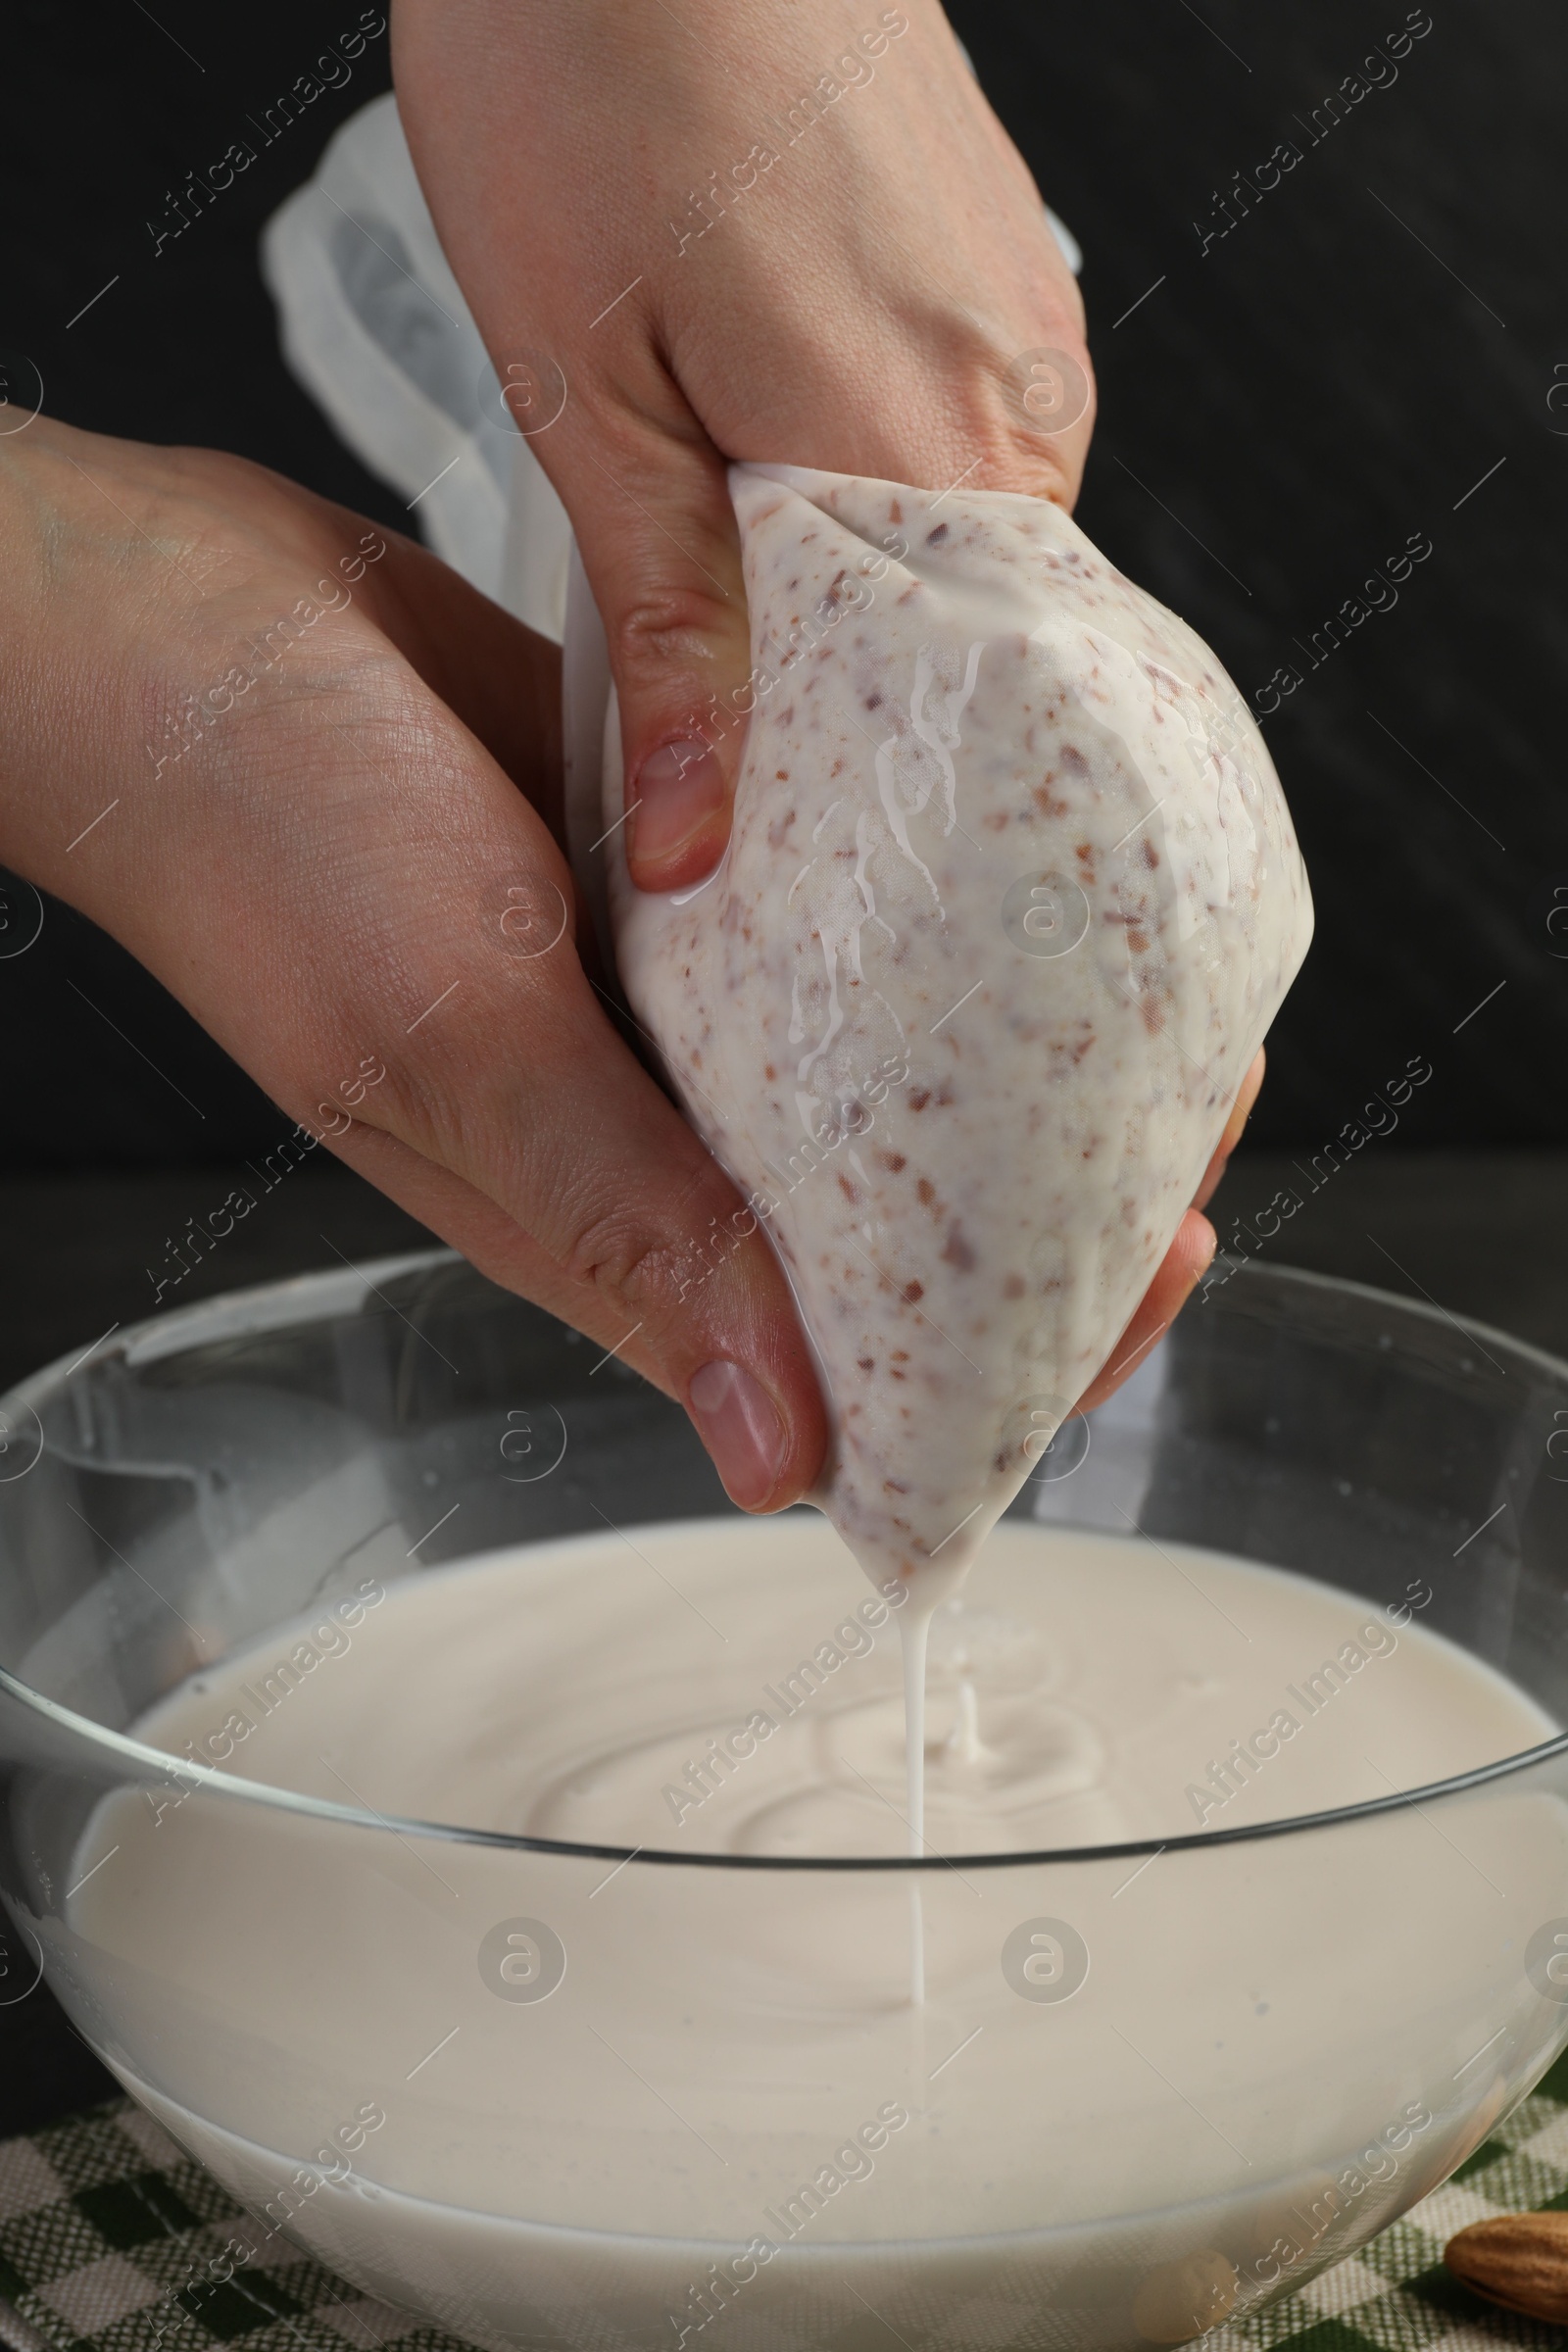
1,0 -> 1565,2132
1,0 -> 1564,1170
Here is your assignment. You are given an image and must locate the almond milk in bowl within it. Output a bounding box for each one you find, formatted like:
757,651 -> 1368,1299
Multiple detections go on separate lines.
2,1253 -> 1568,2351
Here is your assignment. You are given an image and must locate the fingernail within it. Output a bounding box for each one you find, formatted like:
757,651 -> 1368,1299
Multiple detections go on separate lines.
631,739 -> 727,867
688,1360 -> 786,1510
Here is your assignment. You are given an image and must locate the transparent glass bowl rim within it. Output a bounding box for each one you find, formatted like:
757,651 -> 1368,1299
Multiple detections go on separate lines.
3,1248 -> 1564,1873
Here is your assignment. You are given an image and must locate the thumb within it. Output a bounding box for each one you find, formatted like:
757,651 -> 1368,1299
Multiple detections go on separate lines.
560,401 -> 754,896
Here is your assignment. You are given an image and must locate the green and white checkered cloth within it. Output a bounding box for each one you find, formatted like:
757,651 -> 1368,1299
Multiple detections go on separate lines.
5,2076 -> 1568,2352
0,2101 -> 468,2352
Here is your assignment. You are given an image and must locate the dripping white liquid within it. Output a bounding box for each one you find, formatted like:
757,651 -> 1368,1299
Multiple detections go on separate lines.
900,1604 -> 934,2006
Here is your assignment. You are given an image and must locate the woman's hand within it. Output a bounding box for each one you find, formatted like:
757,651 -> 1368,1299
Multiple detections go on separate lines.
391,0 -> 1094,892
0,417 -> 1253,1498
392,0 -> 1246,1414
0,417 -> 829,1508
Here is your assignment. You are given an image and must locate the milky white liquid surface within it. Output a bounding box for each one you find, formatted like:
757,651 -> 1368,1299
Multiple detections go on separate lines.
65,1520 -> 1568,2350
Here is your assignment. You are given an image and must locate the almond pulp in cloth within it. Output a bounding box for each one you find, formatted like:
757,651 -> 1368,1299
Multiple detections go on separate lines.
606,464 -> 1313,1601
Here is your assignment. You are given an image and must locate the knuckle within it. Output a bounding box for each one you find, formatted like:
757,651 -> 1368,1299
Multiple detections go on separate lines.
338,1018 -> 505,1170
562,1203 -> 697,1338
612,585 -> 742,689
358,1051 -> 449,1155
560,1155 -> 745,1344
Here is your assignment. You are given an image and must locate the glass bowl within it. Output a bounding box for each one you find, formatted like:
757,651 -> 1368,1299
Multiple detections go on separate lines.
3,1251 -> 1568,2352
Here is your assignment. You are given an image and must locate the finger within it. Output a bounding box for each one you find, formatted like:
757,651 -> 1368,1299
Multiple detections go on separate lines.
10,486 -> 824,1512
326,1103 -> 827,1516
239,697 -> 827,1512
541,371 -> 754,898
1075,1208 -> 1216,1416
354,521 -> 566,848
1194,1049 -> 1266,1212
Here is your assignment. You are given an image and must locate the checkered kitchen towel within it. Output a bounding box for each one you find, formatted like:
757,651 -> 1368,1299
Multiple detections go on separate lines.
5,2076 -> 1568,2352
0,2101 -> 467,2352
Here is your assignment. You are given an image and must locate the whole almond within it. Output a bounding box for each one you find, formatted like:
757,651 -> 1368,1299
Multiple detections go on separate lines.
1446,2213 -> 1568,2322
